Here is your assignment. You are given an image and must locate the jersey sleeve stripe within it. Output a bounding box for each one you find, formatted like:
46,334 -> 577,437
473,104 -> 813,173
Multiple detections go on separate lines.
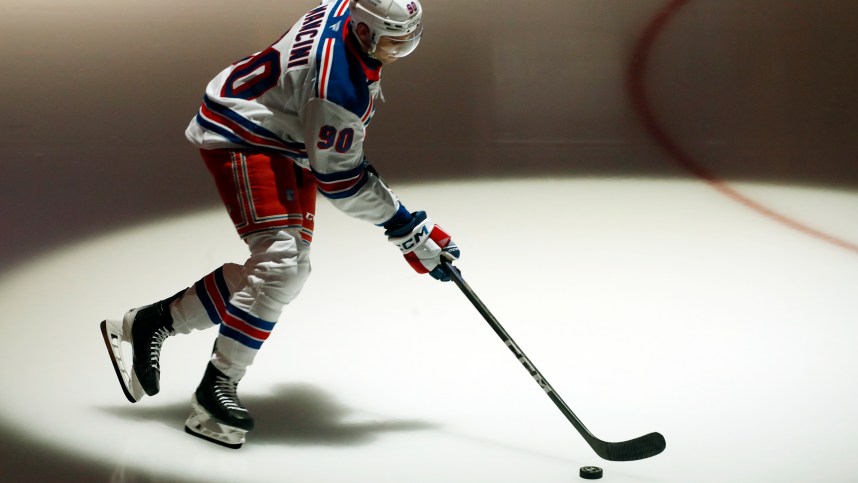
333,0 -> 349,18
316,171 -> 369,199
360,96 -> 375,125
311,162 -> 365,182
318,38 -> 336,99
312,163 -> 370,199
315,172 -> 364,193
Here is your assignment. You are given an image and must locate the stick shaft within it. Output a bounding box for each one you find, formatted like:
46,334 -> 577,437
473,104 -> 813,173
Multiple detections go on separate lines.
440,261 -> 596,439
440,259 -> 667,461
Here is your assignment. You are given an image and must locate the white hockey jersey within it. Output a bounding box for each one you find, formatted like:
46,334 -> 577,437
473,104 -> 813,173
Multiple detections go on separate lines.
185,0 -> 409,227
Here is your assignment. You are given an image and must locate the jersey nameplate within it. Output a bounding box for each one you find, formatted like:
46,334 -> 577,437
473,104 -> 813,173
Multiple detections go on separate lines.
287,4 -> 329,69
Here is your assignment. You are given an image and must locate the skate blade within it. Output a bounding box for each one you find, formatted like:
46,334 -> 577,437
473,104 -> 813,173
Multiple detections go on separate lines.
100,319 -> 145,403
184,396 -> 247,449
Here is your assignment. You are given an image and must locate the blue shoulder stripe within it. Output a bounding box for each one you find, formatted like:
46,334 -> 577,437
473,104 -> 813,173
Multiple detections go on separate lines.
315,10 -> 372,119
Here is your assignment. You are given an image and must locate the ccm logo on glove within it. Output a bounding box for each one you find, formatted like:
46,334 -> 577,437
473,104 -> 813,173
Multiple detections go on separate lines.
398,224 -> 430,252
385,211 -> 460,281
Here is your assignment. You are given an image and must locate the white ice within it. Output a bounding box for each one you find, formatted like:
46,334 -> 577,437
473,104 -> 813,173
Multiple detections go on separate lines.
1,178 -> 857,482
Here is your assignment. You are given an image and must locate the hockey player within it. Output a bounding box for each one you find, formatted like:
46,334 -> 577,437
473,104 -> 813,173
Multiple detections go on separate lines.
100,0 -> 459,449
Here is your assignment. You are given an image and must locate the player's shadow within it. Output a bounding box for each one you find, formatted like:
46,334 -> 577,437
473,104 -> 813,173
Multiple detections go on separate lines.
100,383 -> 436,446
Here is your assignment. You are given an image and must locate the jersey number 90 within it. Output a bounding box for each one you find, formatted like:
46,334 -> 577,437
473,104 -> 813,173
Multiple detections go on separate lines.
317,125 -> 354,153
221,48 -> 281,101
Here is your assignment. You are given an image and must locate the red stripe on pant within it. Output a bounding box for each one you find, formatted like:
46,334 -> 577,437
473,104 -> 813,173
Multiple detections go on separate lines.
201,149 -> 317,241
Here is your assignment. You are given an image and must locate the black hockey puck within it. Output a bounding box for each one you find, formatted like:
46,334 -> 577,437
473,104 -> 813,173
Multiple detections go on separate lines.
579,466 -> 603,480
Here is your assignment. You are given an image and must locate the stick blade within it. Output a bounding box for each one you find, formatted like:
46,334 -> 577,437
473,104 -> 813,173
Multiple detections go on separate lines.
593,432 -> 666,461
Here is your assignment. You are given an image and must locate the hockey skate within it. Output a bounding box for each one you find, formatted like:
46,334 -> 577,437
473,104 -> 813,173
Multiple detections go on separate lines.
99,291 -> 183,403
184,362 -> 255,449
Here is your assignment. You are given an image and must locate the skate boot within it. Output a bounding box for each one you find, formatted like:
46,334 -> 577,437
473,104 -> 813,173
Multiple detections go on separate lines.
184,362 -> 255,449
100,290 -> 184,402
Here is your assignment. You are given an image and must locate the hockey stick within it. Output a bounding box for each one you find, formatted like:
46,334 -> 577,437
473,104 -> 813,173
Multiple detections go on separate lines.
439,258 -> 666,461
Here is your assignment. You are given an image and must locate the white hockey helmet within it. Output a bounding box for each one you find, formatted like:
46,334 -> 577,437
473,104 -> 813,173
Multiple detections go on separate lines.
350,0 -> 423,58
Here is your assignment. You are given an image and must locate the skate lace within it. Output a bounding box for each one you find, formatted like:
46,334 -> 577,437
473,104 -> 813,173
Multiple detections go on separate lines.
149,327 -> 174,369
214,376 -> 245,412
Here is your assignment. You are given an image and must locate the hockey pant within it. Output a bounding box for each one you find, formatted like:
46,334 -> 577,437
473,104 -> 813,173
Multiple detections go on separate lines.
169,149 -> 316,380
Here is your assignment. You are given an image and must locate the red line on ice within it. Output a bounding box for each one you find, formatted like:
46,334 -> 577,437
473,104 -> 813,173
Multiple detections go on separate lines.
626,0 -> 858,255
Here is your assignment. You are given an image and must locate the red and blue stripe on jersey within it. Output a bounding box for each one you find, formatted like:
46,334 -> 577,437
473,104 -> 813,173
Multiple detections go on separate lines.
195,96 -> 308,158
312,158 -> 371,199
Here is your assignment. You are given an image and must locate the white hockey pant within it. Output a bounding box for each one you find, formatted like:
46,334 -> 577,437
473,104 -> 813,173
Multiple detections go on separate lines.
169,229 -> 311,380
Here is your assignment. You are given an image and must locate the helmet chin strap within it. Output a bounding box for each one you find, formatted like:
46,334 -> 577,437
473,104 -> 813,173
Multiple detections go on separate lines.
367,33 -> 381,58
354,24 -> 380,58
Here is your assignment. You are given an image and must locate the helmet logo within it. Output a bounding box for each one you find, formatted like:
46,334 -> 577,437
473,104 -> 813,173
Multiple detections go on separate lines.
351,0 -> 423,57
406,1 -> 419,16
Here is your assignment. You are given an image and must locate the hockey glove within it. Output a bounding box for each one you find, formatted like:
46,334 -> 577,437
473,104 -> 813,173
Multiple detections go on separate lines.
385,211 -> 460,281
